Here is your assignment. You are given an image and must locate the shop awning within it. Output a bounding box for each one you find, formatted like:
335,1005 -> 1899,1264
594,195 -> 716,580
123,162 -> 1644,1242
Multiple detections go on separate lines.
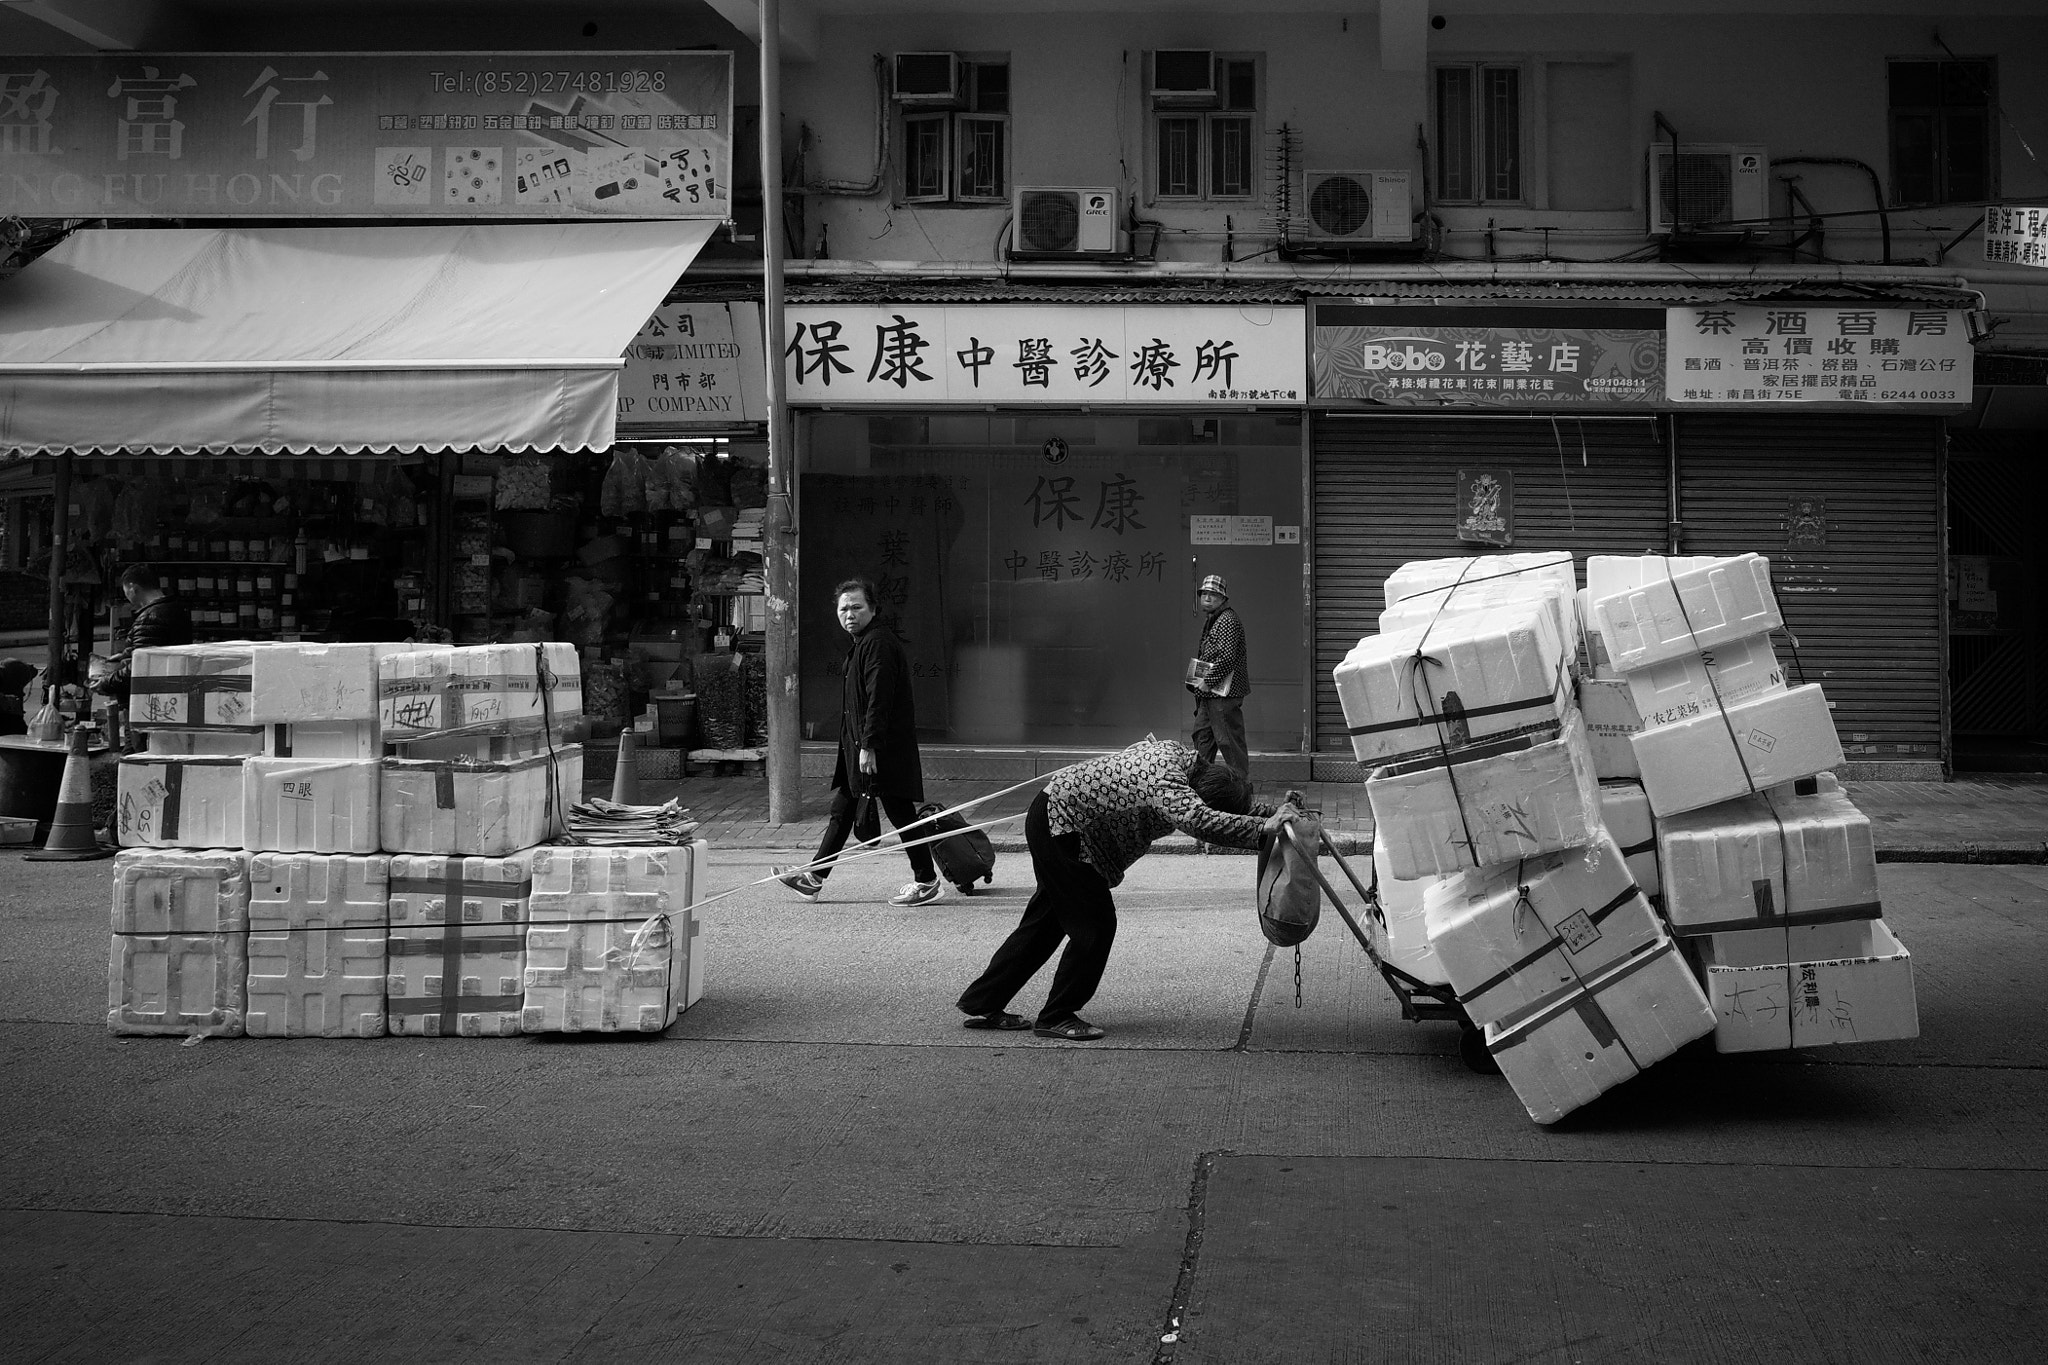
0,220 -> 716,457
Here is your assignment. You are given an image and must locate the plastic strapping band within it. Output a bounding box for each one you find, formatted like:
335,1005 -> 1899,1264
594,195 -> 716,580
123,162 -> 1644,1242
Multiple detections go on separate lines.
160,761 -> 183,841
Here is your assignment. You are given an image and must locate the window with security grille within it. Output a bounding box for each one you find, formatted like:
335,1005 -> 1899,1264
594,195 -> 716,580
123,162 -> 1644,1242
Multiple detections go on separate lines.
1434,63 -> 1522,204
1889,58 -> 1996,206
896,57 -> 1009,205
1151,54 -> 1258,200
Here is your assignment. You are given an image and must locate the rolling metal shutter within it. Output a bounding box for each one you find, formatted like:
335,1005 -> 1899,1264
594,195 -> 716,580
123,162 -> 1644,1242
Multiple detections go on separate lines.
1310,414 -> 1670,760
1674,414 -> 1943,770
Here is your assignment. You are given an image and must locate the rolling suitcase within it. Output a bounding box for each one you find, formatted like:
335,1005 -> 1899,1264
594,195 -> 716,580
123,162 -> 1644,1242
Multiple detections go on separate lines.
917,802 -> 995,894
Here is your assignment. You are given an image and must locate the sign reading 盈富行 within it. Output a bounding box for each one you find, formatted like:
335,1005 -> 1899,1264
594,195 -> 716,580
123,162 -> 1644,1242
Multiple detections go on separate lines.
0,52 -> 732,219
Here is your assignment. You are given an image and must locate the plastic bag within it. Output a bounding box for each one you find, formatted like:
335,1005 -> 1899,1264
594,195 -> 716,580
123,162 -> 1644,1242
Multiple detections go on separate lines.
27,700 -> 61,743
111,482 -> 161,547
495,456 -> 553,510
600,449 -> 652,516
655,448 -> 698,511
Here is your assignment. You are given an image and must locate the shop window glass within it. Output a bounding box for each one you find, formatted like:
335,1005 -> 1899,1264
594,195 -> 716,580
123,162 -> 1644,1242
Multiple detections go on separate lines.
798,414 -> 1304,750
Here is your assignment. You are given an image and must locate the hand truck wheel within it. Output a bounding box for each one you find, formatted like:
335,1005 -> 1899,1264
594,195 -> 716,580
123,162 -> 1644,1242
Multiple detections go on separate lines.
1458,1021 -> 1500,1075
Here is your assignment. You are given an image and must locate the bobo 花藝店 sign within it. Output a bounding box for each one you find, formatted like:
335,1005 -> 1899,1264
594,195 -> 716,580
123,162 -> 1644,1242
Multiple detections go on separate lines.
1312,305 -> 1665,408
0,52 -> 731,219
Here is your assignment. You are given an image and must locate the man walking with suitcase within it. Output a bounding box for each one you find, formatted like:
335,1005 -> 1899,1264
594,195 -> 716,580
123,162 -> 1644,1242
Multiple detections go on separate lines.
775,577 -> 946,906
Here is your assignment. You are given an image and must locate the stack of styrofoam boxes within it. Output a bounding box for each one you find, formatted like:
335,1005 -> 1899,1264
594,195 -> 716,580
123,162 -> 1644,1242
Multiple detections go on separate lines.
385,851 -> 533,1037
1587,553 -> 1916,1053
1339,553 -> 1716,1124
378,643 -> 584,858
119,644 -> 264,849
108,848 -> 249,1037
373,644 -> 585,1036
524,842 -> 709,1033
245,852 -> 391,1038
243,643 -> 389,857
1658,774 -> 1916,1051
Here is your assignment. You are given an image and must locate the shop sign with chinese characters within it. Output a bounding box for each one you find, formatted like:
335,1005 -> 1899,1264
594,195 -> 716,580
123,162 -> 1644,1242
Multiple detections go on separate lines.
0,52 -> 731,218
1312,306 -> 1665,408
1666,306 -> 1973,408
1985,206 -> 2048,268
618,302 -> 765,427
782,305 -> 1305,405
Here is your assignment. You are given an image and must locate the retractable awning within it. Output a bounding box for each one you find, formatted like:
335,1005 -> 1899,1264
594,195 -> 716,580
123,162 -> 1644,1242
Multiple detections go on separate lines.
0,220 -> 716,456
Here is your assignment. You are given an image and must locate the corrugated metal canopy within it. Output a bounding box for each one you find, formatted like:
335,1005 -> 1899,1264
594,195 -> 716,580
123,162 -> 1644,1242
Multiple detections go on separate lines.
0,221 -> 714,457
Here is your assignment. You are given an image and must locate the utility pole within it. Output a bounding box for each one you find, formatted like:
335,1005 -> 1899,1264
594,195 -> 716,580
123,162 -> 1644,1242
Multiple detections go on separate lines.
758,0 -> 800,822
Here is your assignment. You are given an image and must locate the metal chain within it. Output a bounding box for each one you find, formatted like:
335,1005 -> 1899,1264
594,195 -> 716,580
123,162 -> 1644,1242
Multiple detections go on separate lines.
1294,944 -> 1303,1008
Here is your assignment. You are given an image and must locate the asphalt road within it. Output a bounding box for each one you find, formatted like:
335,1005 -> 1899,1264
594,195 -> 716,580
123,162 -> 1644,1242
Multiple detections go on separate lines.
4,848 -> 2046,1363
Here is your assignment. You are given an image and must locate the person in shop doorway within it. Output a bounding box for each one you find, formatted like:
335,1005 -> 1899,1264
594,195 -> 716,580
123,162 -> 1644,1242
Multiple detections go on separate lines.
956,738 -> 1307,1040
1188,573 -> 1250,777
94,564 -> 193,746
775,576 -> 945,907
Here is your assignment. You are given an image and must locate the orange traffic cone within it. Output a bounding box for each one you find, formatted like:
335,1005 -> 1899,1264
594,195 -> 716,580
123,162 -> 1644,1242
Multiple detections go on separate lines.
611,729 -> 642,804
27,724 -> 113,862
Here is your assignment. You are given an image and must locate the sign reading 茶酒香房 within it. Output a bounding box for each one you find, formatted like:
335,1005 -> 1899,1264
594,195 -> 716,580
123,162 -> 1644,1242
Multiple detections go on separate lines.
1311,306 -> 1665,407
0,52 -> 731,219
618,302 -> 765,426
1667,306 -> 1973,408
1986,206 -> 2048,268
782,305 -> 1306,404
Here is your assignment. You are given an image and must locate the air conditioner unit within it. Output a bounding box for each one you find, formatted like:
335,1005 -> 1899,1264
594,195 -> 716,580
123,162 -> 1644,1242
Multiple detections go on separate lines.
1012,185 -> 1119,255
1647,143 -> 1768,234
892,52 -> 961,104
1151,49 -> 1217,106
1299,170 -> 1413,243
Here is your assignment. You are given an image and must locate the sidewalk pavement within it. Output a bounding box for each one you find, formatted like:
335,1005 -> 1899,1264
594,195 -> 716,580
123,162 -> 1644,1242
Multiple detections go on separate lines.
610,765 -> 2048,863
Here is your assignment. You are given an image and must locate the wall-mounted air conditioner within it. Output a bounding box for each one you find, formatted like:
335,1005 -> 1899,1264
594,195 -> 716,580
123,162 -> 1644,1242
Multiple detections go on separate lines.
892,52 -> 961,104
1012,186 -> 1119,255
1299,170 -> 1413,243
1151,49 -> 1217,106
1647,143 -> 1768,234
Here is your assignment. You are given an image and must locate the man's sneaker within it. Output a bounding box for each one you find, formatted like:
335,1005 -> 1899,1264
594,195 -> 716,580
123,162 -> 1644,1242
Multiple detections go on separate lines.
889,878 -> 946,907
774,865 -> 824,901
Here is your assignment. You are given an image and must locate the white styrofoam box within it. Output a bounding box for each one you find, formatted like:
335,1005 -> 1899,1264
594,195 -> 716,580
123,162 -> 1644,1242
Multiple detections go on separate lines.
1384,551 -> 1576,612
129,643 -> 259,730
247,852 -> 390,931
1632,684 -> 1844,819
379,643 -> 568,741
1592,553 -> 1780,674
1597,780 -> 1659,899
1576,677 -> 1642,780
379,745 -> 580,856
1626,634 -> 1787,731
245,927 -> 387,1038
1485,934 -> 1716,1125
264,721 -> 379,761
111,847 -> 248,934
107,931 -> 247,1036
385,852 -> 533,1037
524,913 -> 703,1033
1378,577 -> 1580,675
1655,780 -> 1878,936
145,728 -> 264,757
1424,832 -> 1662,1030
247,642 -> 383,725
1367,710 -> 1602,881
1335,601 -> 1570,766
523,842 -> 706,1032
117,755 -> 245,849
242,757 -> 379,855
1369,841 -> 1450,987
1697,918 -> 1917,1053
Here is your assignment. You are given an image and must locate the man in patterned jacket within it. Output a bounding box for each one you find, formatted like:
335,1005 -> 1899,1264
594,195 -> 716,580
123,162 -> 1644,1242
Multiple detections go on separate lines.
957,737 -> 1307,1041
1189,574 -> 1250,777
